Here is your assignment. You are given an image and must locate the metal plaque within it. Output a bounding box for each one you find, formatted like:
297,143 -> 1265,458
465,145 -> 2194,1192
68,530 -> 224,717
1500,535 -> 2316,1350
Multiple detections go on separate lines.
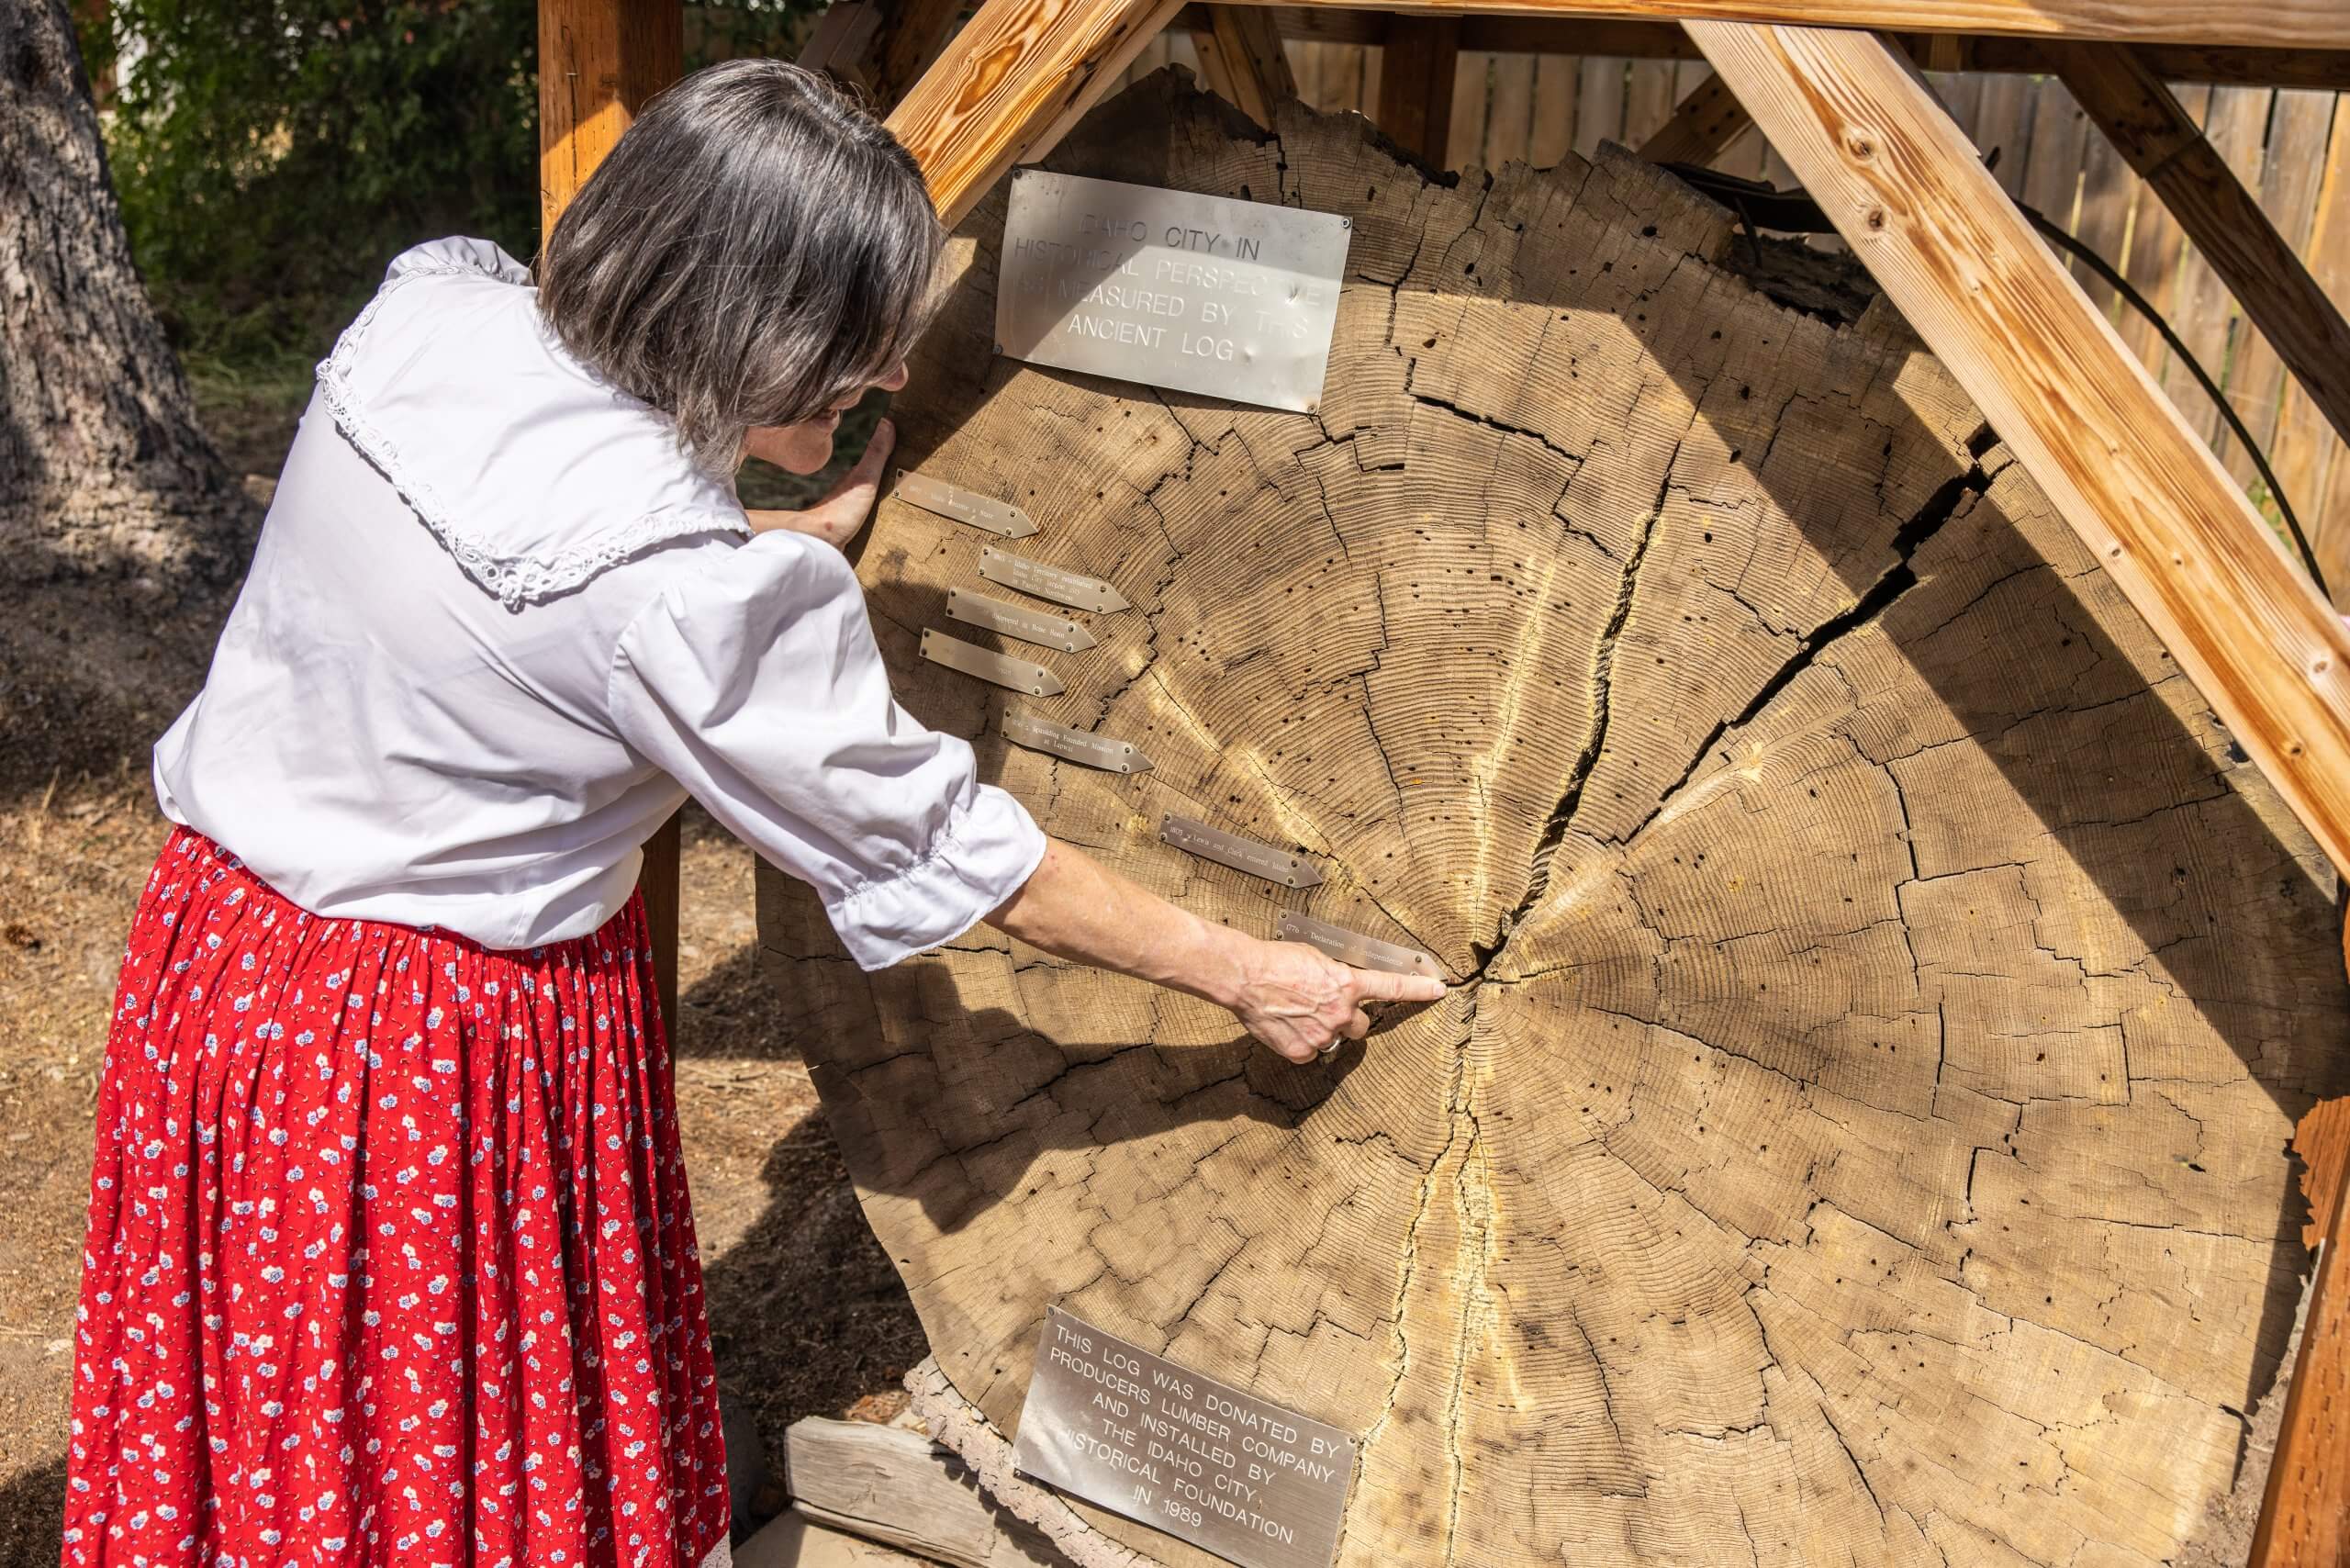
979,546 -> 1131,613
1275,912 -> 1438,980
1014,1306 -> 1356,1568
920,629 -> 1066,696
894,471 -> 1038,538
1003,711 -> 1154,773
996,170 -> 1352,414
1161,814 -> 1323,889
949,587 -> 1098,652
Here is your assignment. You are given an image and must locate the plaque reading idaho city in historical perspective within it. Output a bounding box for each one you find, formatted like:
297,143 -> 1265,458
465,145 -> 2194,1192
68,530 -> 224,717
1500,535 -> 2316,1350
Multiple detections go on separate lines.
1013,1306 -> 1356,1568
995,171 -> 1351,412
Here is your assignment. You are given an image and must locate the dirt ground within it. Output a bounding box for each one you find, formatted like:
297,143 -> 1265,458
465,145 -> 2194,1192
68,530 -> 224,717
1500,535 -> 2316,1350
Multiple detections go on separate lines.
0,397 -> 923,1565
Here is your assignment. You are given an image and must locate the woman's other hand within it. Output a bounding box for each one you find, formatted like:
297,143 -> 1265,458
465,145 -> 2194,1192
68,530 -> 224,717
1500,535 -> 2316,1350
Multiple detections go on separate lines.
744,416 -> 895,551
984,838 -> 1449,1064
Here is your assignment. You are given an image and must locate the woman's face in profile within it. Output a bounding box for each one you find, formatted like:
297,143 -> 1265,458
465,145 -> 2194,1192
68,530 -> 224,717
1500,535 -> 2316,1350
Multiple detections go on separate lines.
746,360 -> 912,474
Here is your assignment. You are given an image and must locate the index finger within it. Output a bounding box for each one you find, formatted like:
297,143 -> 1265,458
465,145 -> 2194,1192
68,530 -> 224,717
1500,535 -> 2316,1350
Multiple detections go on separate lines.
1348,965 -> 1448,1004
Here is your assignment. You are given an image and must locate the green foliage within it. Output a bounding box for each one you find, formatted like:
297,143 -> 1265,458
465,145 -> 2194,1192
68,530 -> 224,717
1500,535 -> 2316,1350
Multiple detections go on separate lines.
84,0 -> 541,366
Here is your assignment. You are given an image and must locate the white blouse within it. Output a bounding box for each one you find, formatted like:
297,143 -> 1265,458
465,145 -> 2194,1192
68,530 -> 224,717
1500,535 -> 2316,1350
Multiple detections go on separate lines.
153,238 -> 1046,969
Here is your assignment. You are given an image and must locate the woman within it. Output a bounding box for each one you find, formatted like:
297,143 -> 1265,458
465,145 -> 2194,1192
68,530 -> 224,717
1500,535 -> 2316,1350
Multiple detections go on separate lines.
62,57 -> 1441,1568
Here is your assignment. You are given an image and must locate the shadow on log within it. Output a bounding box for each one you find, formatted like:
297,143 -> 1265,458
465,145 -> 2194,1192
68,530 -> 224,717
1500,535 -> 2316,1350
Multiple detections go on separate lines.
757,73 -> 2350,1566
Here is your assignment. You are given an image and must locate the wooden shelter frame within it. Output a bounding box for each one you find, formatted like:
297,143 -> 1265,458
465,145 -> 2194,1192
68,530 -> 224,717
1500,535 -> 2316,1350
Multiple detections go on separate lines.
537,0 -> 2350,1552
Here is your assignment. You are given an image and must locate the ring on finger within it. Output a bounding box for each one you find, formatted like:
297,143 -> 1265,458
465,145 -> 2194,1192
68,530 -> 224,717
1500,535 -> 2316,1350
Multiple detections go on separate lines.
1316,1037 -> 1342,1058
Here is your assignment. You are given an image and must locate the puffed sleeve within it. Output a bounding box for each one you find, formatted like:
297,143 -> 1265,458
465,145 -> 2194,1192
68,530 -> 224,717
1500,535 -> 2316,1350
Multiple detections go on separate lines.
609,531 -> 1048,969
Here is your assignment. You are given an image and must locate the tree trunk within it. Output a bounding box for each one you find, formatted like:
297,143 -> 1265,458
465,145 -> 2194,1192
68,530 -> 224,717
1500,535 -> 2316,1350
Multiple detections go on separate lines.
0,0 -> 233,577
759,76 -> 2350,1567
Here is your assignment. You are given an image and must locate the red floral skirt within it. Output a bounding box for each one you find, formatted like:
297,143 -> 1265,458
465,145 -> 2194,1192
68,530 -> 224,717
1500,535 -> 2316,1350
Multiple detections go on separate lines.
63,829 -> 730,1568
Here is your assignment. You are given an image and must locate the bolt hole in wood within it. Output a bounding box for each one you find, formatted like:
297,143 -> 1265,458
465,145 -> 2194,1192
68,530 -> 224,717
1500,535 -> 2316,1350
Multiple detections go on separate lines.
754,75 -> 2350,1568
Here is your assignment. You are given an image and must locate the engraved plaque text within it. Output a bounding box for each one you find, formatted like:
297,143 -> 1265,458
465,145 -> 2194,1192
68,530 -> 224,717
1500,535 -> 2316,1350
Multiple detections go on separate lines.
997,172 -> 1351,413
1013,1306 -> 1355,1568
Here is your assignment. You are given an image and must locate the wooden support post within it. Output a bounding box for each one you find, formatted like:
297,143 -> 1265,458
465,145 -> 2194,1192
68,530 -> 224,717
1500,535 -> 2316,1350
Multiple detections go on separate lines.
1682,18 -> 2350,886
2054,45 -> 2350,478
800,0 -> 971,108
539,0 -> 682,236
884,0 -> 1185,229
1634,69 -> 1751,166
1373,14 -> 1460,167
1189,6 -> 1296,127
540,0 -> 686,1030
2255,1084 -> 2350,1561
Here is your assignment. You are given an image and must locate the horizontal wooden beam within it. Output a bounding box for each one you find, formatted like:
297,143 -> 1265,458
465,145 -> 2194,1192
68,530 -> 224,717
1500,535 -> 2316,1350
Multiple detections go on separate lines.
1177,3 -> 2350,75
1686,17 -> 2350,875
886,0 -> 1184,228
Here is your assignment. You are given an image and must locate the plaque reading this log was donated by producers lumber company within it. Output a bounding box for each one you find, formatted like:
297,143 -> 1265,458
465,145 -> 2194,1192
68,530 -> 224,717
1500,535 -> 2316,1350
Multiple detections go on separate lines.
996,172 -> 1351,412
1014,1307 -> 1355,1568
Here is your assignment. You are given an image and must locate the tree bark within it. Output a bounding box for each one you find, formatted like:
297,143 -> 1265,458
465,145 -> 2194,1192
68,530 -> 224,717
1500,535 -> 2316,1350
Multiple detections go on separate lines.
0,0 -> 233,577
758,76 -> 2350,1566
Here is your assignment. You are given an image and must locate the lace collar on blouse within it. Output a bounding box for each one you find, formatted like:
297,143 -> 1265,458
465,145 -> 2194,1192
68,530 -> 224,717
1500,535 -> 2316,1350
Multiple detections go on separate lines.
316,237 -> 748,609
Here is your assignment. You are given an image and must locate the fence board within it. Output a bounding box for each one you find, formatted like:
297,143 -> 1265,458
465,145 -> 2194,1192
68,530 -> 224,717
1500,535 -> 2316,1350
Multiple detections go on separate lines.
2072,108 -> 2135,314
2272,106 -> 2350,579
2224,88 -> 2336,487
1973,71 -> 2036,194
1452,52 -> 1493,165
2165,85 -> 2274,442
1623,58 -> 1678,146
1575,55 -> 1626,158
1488,52 -> 1538,165
2117,81 -> 2210,366
2020,75 -> 2090,230
1530,52 -> 1577,166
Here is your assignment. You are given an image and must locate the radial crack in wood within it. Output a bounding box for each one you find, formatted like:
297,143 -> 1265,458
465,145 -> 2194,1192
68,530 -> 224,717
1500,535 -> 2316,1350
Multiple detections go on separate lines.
756,76 -> 2350,1566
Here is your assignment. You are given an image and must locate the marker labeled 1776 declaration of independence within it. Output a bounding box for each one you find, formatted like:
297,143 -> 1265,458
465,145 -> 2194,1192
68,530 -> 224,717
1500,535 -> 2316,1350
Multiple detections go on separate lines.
1014,1306 -> 1355,1568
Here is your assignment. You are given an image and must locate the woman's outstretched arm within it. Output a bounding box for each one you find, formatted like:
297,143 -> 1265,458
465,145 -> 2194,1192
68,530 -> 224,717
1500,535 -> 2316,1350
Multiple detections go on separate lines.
984,837 -> 1448,1062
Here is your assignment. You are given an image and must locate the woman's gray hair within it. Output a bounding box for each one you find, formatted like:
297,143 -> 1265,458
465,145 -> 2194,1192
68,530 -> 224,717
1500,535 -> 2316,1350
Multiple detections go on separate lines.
537,60 -> 943,474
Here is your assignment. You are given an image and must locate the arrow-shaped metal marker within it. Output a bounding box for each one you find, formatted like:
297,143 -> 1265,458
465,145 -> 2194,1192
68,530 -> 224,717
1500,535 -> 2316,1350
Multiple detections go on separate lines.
1276,912 -> 1439,979
920,629 -> 1065,696
1002,711 -> 1154,773
948,588 -> 1097,652
979,546 -> 1130,614
893,472 -> 1038,538
1161,813 -> 1324,889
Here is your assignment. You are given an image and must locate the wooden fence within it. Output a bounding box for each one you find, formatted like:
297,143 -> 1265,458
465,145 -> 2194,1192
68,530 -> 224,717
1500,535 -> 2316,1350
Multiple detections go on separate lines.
1118,38 -> 2350,581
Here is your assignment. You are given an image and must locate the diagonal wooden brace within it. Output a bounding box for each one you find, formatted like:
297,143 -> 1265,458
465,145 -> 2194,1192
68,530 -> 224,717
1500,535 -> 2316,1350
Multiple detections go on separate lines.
885,0 -> 1187,229
2054,44 -> 2350,473
1685,19 -> 2350,879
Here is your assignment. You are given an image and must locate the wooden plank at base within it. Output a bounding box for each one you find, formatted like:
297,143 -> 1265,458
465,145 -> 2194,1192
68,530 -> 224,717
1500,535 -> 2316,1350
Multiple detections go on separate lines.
735,1511 -> 936,1568
885,0 -> 1186,230
1683,17 -> 2350,889
783,1418 -> 1066,1568
1374,14 -> 1460,166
